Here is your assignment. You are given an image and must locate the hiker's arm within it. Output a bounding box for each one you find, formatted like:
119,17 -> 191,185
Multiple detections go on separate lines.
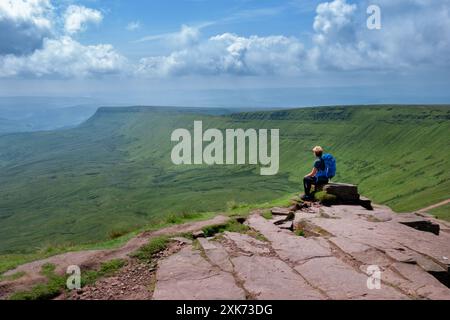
306,167 -> 318,178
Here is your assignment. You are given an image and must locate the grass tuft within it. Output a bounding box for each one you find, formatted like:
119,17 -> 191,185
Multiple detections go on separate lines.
108,228 -> 133,240
261,210 -> 273,220
295,230 -> 306,237
9,264 -> 65,301
202,220 -> 250,237
227,200 -> 249,211
9,259 -> 127,300
131,236 -> 171,262
314,191 -> 338,206
81,259 -> 126,286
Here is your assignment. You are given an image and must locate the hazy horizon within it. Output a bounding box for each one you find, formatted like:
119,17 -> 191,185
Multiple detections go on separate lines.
1,0 -> 449,108
2,84 -> 450,110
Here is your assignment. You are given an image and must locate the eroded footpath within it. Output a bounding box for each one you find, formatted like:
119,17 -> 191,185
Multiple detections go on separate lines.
2,201 -> 450,300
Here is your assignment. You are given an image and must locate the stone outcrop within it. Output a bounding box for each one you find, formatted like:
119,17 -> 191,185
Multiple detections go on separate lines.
323,183 -> 360,201
3,200 -> 450,301
152,201 -> 450,300
319,183 -> 373,210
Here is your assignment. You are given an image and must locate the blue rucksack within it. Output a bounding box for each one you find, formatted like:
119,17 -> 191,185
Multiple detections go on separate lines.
317,154 -> 336,180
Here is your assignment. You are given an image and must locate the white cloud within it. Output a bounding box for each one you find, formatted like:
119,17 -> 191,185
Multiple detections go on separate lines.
310,0 -> 450,70
64,5 -> 103,34
137,33 -> 305,77
0,36 -> 126,78
0,0 -> 53,55
126,21 -> 141,31
1,0 -> 449,80
313,0 -> 356,35
174,25 -> 201,47
135,0 -> 450,78
0,2 -> 125,79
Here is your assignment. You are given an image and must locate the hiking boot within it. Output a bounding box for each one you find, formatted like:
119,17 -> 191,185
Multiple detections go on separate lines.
301,195 -> 313,202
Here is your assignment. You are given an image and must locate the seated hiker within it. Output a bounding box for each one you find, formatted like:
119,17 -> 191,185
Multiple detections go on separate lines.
302,146 -> 336,201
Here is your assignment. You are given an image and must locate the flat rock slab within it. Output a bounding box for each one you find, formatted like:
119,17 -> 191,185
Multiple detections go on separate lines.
295,257 -> 408,300
197,238 -> 234,273
223,232 -> 271,255
153,246 -> 245,300
249,207 -> 450,300
386,263 -> 450,300
383,248 -> 417,264
299,205 -> 450,299
323,183 -> 360,201
232,256 -> 325,300
247,215 -> 331,264
316,206 -> 450,267
294,211 -> 323,230
271,207 -> 292,216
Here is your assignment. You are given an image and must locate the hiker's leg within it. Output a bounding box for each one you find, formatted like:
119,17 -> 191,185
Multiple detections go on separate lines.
303,176 -> 315,196
316,177 -> 329,190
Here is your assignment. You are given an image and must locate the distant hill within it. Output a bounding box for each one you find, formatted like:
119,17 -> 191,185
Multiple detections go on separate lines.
0,117 -> 30,133
0,97 -> 274,134
0,105 -> 449,253
0,97 -> 98,134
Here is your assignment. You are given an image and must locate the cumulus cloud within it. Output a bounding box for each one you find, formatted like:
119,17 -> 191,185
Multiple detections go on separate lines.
136,0 -> 450,78
368,0 -> 450,67
1,0 -> 449,80
310,0 -> 450,70
0,1 -> 125,78
0,0 -> 53,55
310,0 -> 370,70
0,36 -> 126,78
313,0 -> 356,35
64,5 -> 103,34
173,25 -> 201,47
137,33 -> 305,77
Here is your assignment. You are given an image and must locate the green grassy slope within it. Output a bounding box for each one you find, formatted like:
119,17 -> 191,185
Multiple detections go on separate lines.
0,105 -> 449,253
430,204 -> 450,221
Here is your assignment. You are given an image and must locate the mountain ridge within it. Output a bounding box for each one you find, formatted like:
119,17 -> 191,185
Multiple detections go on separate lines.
0,105 -> 448,253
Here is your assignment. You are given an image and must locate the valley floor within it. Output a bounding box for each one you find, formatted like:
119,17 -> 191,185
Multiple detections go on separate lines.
2,200 -> 450,300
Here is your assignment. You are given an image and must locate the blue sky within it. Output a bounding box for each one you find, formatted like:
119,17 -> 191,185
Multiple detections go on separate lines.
0,0 -> 449,107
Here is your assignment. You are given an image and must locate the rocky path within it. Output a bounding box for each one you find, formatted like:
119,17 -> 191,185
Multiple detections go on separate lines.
63,241 -> 188,300
2,201 -> 450,300
0,215 -> 229,299
418,199 -> 450,213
